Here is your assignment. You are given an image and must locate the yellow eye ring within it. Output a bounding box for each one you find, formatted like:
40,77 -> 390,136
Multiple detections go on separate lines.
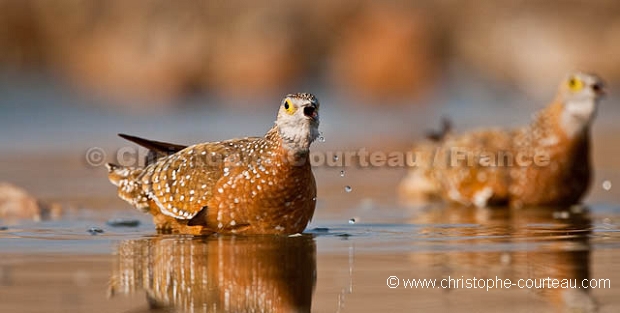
568,77 -> 584,91
284,99 -> 296,114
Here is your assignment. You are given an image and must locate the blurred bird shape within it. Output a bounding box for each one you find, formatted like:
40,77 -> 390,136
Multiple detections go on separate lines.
400,72 -> 606,208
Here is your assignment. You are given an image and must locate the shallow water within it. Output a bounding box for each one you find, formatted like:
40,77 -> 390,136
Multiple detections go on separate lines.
1,203 -> 619,313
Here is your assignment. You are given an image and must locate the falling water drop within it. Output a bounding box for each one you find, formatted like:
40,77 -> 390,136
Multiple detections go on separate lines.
602,180 -> 612,191
348,218 -> 356,225
500,252 -> 511,265
340,170 -> 345,177
333,155 -> 339,161
318,132 -> 326,142
344,185 -> 352,193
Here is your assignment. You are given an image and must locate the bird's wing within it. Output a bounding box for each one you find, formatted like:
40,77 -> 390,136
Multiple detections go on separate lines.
143,142 -> 226,220
143,137 -> 262,221
434,128 -> 513,206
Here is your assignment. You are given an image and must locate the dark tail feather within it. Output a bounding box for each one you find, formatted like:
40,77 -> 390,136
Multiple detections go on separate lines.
119,133 -> 188,165
425,117 -> 452,142
119,133 -> 187,153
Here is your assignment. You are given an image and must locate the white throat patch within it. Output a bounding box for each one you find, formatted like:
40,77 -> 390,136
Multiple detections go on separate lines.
561,98 -> 598,138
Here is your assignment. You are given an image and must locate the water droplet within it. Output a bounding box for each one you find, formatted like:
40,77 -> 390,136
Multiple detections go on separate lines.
344,185 -> 352,193
333,155 -> 339,161
500,252 -> 511,265
602,180 -> 612,191
340,170 -> 345,177
312,197 -> 317,201
348,218 -> 356,224
318,132 -> 326,142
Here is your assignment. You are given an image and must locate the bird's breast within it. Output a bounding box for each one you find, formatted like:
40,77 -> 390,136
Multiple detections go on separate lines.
207,147 -> 316,234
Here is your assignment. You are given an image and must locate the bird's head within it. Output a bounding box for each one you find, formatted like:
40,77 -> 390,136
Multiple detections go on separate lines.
275,93 -> 320,152
558,72 -> 606,136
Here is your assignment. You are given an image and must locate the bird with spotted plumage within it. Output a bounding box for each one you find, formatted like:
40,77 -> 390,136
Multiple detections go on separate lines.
106,93 -> 320,235
400,72 -> 606,208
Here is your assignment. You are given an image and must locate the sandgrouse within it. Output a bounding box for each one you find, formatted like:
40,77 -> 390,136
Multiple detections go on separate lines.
400,72 -> 606,208
106,93 -> 320,234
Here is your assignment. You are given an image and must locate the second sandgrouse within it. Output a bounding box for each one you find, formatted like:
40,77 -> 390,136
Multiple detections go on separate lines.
400,72 -> 606,207
107,93 -> 320,234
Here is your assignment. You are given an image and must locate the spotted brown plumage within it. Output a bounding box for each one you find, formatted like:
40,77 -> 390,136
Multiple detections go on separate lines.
106,93 -> 320,234
400,72 -> 605,207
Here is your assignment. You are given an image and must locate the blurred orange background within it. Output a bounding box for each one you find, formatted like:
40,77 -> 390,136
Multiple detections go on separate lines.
2,0 -> 619,104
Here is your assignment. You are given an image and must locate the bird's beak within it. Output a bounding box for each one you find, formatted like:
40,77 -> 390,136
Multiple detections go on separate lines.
303,103 -> 319,120
593,82 -> 607,97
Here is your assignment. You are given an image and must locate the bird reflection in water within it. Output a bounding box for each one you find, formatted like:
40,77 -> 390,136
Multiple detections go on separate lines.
109,234 -> 316,313
411,205 -> 596,312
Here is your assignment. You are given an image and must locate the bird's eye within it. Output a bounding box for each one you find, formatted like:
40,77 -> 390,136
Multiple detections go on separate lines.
284,99 -> 296,114
568,77 -> 584,91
